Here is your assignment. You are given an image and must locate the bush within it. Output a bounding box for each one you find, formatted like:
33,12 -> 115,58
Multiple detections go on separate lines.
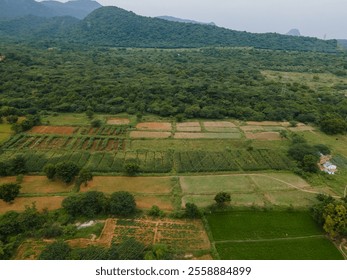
39,241 -> 71,260
55,162 -> 80,184
148,205 -> 164,217
124,162 -> 140,176
185,203 -> 200,218
214,192 -> 231,206
0,183 -> 21,203
109,192 -> 136,216
43,164 -> 56,180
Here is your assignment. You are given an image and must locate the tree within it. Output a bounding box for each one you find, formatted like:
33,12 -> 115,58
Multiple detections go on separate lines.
55,162 -> 80,184
0,183 -> 21,203
109,191 -> 136,216
145,244 -> 172,260
214,192 -> 231,206
124,162 -> 140,176
62,191 -> 108,218
91,119 -> 102,128
85,110 -> 94,119
6,115 -> 18,124
39,241 -> 71,260
43,163 -> 56,180
148,205 -> 164,217
301,154 -> 319,173
185,203 -> 200,218
320,118 -> 347,135
78,169 -> 93,187
114,238 -> 146,260
10,155 -> 26,174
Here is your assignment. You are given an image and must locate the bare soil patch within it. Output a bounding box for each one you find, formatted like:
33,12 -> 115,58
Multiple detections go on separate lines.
174,132 -> 241,139
203,121 -> 236,128
245,132 -> 282,140
135,196 -> 173,210
130,131 -> 171,138
107,118 -> 130,125
246,121 -> 290,127
289,126 -> 315,132
176,122 -> 201,132
0,196 -> 64,213
136,122 -> 172,131
30,126 -> 75,135
84,176 -> 172,194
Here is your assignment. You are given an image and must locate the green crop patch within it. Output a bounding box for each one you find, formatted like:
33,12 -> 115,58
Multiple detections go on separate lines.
216,237 -> 344,260
206,211 -> 343,260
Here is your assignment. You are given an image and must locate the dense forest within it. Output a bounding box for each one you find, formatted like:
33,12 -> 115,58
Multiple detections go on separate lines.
0,43 -> 346,126
0,6 -> 339,52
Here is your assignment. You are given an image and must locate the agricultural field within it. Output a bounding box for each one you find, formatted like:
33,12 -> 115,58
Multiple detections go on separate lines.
206,211 -> 344,260
113,218 -> 211,255
180,172 -> 333,208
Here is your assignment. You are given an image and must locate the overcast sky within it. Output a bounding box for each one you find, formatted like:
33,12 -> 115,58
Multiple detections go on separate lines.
43,0 -> 347,39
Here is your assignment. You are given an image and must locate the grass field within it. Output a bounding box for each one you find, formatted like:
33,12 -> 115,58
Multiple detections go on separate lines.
0,123 -> 12,143
0,176 -> 74,194
181,173 -> 325,208
206,211 -> 343,260
0,196 -> 64,213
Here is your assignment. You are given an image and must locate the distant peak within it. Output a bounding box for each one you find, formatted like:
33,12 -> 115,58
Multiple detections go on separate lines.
286,29 -> 301,36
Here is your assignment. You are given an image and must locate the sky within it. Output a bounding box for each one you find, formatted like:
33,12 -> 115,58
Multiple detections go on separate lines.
40,0 -> 347,39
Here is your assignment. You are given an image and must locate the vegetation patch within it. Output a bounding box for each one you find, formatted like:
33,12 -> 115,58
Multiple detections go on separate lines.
30,126 -> 76,135
136,122 -> 172,131
206,211 -> 343,259
130,131 -> 171,139
245,132 -> 282,140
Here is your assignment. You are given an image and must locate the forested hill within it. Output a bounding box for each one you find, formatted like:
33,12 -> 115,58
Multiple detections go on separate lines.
68,7 -> 337,51
0,6 -> 339,52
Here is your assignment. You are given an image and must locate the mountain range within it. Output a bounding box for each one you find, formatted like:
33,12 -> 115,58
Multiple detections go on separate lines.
0,0 -> 101,19
0,2 -> 340,52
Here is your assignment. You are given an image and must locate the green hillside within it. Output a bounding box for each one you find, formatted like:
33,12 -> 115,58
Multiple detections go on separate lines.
0,6 -> 339,52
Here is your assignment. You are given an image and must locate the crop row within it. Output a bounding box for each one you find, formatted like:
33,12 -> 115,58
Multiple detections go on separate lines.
1,148 -> 293,174
75,125 -> 128,136
2,134 -> 126,152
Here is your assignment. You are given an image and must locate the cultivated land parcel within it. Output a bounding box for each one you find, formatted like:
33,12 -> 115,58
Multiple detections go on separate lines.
0,114 -> 346,259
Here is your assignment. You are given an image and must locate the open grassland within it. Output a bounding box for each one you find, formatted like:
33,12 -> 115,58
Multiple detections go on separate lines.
206,211 -> 343,260
181,173 -> 325,208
